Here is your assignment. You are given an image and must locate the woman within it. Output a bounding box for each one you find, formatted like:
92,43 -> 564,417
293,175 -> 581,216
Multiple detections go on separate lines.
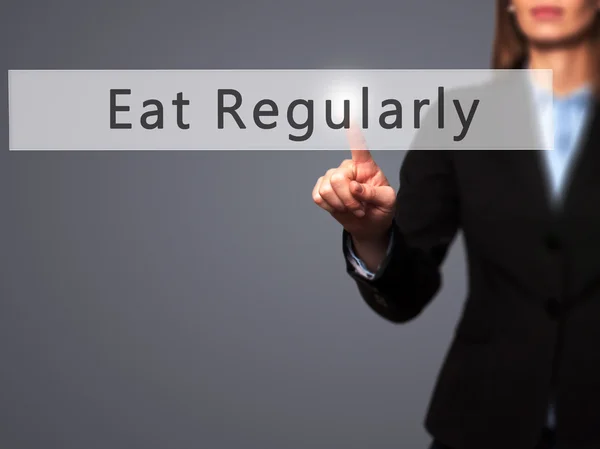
312,1 -> 600,449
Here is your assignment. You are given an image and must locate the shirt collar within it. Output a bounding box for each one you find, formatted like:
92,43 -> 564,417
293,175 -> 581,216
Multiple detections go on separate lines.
528,71 -> 592,109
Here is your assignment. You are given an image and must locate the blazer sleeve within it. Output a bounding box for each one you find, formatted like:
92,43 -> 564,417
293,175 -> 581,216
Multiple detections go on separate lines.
343,148 -> 460,323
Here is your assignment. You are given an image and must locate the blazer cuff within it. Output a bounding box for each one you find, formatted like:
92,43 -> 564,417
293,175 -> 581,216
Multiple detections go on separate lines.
342,222 -> 404,284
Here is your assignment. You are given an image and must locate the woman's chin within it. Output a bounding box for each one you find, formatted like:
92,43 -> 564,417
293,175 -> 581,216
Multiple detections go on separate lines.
525,24 -> 595,49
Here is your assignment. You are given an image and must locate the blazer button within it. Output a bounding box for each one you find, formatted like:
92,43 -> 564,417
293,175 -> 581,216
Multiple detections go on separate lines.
545,297 -> 561,320
373,292 -> 388,307
544,234 -> 561,251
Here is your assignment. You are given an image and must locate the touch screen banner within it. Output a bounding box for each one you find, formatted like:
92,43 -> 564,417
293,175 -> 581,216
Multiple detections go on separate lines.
8,69 -> 552,151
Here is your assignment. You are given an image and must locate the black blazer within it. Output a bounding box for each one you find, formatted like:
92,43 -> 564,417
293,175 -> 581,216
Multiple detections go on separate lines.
343,82 -> 600,449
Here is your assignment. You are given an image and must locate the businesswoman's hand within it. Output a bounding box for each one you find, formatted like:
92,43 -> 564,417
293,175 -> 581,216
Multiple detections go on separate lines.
312,128 -> 396,244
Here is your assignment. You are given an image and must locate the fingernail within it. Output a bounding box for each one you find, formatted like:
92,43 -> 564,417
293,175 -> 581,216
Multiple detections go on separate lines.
354,183 -> 363,193
354,209 -> 365,217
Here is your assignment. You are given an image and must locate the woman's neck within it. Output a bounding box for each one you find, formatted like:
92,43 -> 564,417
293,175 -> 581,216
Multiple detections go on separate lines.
528,43 -> 594,95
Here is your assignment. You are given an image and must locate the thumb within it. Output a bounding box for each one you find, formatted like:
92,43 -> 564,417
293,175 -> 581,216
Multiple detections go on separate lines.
350,182 -> 395,209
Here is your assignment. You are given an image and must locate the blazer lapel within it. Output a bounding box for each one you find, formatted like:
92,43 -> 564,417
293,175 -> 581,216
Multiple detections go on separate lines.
501,75 -> 556,217
561,100 -> 600,211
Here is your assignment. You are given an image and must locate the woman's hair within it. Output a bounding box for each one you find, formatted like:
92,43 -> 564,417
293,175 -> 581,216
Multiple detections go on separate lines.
492,0 -> 600,93
492,0 -> 527,69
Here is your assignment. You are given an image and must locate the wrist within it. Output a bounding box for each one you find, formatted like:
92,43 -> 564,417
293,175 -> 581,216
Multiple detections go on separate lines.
351,226 -> 392,249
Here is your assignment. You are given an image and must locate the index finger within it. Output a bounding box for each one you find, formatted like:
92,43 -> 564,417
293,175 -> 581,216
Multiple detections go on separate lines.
347,124 -> 373,164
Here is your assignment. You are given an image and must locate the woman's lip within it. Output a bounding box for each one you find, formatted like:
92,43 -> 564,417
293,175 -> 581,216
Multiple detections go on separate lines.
530,6 -> 564,19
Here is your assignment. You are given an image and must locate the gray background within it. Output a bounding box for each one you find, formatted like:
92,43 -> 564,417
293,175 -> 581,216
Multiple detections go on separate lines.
0,1 -> 492,448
